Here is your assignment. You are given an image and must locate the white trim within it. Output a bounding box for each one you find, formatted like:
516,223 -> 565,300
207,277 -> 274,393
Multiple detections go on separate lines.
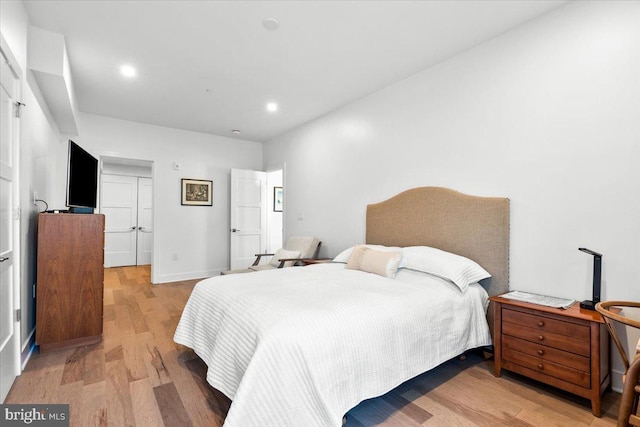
0,33 -> 23,78
21,327 -> 34,352
153,269 -> 219,284
20,333 -> 36,371
611,368 -> 623,393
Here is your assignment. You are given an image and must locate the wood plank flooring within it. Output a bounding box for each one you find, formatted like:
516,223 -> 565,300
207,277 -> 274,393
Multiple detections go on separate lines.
5,266 -> 622,426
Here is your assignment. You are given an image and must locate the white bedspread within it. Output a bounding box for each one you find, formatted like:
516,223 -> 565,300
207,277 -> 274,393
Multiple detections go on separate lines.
174,263 -> 491,427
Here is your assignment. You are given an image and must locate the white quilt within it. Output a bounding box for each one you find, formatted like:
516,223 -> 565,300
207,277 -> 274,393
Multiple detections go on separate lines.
174,263 -> 491,427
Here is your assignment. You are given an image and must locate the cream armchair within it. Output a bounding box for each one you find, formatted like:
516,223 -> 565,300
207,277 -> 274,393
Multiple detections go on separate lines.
221,236 -> 321,275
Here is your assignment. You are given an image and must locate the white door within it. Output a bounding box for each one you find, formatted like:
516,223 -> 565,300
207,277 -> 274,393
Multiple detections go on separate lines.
0,39 -> 21,402
102,174 -> 138,267
136,177 -> 153,265
230,168 -> 266,269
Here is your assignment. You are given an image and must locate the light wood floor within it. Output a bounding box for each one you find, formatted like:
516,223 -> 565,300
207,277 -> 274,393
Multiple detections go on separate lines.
6,266 -> 621,426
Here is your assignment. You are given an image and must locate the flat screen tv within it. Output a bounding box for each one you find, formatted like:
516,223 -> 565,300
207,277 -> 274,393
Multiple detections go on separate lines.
66,140 -> 98,209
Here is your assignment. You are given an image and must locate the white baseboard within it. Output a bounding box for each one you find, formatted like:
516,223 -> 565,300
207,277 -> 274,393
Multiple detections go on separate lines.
21,328 -> 35,352
153,269 -> 222,284
20,331 -> 36,371
611,368 -> 623,393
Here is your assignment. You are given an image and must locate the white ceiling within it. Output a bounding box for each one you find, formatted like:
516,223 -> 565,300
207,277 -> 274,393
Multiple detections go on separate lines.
23,0 -> 567,142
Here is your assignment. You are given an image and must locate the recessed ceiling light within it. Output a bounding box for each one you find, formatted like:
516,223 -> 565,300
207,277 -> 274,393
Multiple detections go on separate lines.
232,129 -> 241,134
120,64 -> 137,78
266,102 -> 278,112
263,17 -> 280,30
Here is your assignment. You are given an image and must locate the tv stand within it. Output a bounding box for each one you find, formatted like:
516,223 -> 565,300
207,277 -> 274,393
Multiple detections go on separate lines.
36,213 -> 105,352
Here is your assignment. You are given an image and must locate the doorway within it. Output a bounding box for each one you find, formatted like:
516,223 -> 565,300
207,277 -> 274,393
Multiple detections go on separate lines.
229,168 -> 283,270
100,157 -> 153,268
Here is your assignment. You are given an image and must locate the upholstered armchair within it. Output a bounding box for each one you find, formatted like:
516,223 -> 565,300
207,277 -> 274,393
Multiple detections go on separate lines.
221,236 -> 321,275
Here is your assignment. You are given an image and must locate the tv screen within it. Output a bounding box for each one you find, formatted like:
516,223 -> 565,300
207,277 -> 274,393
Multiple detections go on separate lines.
66,140 -> 98,209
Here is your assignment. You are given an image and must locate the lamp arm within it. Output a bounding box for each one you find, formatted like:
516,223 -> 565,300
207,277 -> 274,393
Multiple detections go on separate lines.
578,247 -> 603,310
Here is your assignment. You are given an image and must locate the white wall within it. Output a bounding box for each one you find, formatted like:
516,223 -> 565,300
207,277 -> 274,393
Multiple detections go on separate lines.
73,113 -> 263,283
264,0 -> 640,377
101,161 -> 152,178
1,0 -> 63,355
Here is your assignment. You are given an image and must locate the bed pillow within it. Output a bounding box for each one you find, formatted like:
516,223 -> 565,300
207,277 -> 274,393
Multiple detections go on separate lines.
400,246 -> 490,292
269,248 -> 301,268
346,245 -> 402,278
333,244 -> 402,263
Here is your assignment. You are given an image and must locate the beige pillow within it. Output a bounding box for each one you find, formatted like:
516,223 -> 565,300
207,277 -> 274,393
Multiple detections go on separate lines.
346,245 -> 402,278
269,248 -> 301,268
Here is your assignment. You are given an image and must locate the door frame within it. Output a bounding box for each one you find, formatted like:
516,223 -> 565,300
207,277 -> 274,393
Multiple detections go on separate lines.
266,162 -> 286,250
265,167 -> 284,253
136,177 -> 153,266
99,156 -> 154,278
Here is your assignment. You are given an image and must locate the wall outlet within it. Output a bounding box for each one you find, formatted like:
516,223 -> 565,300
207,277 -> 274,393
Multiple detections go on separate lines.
172,253 -> 178,261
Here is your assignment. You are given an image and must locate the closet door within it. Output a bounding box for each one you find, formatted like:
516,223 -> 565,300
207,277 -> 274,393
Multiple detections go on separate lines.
136,177 -> 153,265
102,174 -> 138,267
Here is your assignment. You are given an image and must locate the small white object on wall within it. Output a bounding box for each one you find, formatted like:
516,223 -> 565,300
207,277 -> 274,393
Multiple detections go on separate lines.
173,162 -> 181,170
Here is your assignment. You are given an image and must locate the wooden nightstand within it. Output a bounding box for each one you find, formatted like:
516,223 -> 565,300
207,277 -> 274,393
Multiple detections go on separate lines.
490,295 -> 610,417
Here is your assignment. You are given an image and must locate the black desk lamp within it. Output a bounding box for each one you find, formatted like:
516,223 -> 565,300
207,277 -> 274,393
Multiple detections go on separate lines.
579,247 -> 602,311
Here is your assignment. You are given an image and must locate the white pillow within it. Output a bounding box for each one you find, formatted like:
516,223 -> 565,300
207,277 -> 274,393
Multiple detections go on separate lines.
333,244 -> 402,263
400,246 -> 491,292
394,268 -> 441,284
269,248 -> 301,268
346,245 -> 402,278
394,268 -> 468,289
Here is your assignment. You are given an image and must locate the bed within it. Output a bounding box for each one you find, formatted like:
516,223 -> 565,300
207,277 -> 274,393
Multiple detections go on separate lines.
174,187 -> 510,427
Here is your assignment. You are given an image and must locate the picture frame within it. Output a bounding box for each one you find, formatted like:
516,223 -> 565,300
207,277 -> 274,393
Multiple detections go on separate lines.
181,179 -> 213,206
274,186 -> 283,212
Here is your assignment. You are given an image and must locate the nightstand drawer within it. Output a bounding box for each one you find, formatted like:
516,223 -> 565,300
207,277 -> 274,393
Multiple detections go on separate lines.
503,335 -> 590,372
503,348 -> 590,388
503,308 -> 590,340
503,321 -> 590,356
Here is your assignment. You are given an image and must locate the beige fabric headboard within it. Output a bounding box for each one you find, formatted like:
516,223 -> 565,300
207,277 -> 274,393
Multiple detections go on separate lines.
366,186 -> 510,300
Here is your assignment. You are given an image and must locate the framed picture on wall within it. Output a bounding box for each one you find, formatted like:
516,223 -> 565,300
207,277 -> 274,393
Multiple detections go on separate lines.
181,178 -> 213,206
274,187 -> 283,212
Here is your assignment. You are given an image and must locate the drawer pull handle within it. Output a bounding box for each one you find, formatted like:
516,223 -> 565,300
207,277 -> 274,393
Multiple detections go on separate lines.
537,349 -> 544,356
537,321 -> 545,327
537,363 -> 544,370
538,335 -> 544,341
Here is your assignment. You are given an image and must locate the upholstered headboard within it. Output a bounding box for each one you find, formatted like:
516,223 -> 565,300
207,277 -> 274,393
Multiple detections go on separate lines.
366,187 -> 509,335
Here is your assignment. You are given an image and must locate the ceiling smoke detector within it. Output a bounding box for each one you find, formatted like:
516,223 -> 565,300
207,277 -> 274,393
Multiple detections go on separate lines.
263,17 -> 280,30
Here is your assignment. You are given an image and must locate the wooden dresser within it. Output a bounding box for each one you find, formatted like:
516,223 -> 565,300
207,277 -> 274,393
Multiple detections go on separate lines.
490,295 -> 610,417
36,213 -> 105,352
